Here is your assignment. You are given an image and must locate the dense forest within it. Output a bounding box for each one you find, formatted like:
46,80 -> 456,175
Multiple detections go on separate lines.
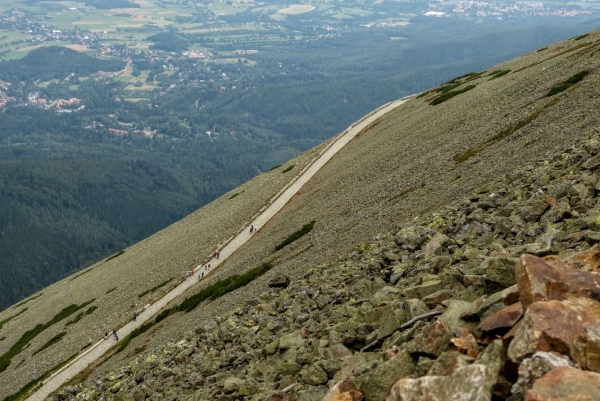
0,13 -> 597,310
0,47 -> 124,82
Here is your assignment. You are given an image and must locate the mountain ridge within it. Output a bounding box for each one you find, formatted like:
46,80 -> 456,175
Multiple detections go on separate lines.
1,27 -> 600,400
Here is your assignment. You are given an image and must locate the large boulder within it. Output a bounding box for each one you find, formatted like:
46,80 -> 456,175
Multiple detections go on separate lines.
507,298 -> 600,363
385,364 -> 492,401
524,366 -> 600,401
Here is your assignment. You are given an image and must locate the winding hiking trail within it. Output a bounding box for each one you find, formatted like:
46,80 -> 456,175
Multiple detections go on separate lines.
26,96 -> 411,401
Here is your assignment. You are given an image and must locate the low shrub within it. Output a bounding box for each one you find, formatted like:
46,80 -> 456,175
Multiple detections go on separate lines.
269,164 -> 282,171
547,70 -> 589,96
488,69 -> 511,80
0,299 -> 95,373
275,221 -> 316,251
282,165 -> 295,174
574,33 -> 590,40
156,261 -> 274,323
32,332 -> 66,356
14,293 -> 43,309
228,191 -> 244,200
116,322 -> 154,353
138,277 -> 174,298
430,85 -> 476,105
105,250 -> 125,263
0,308 -> 27,331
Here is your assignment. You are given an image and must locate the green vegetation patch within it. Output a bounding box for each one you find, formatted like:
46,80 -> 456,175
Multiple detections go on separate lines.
14,293 -> 43,309
65,306 -> 98,327
547,70 -> 589,96
32,332 -> 66,356
574,34 -> 590,41
537,47 -> 548,52
454,96 -> 563,164
0,299 -> 95,373
2,353 -> 78,401
105,287 -> 118,295
228,191 -> 244,200
69,268 -> 94,282
116,322 -> 154,353
430,85 -> 477,106
269,164 -> 282,171
138,277 -> 174,298
0,308 -> 27,331
282,165 -> 295,174
488,69 -> 511,80
105,250 -> 125,263
275,221 -> 316,252
155,261 -> 274,323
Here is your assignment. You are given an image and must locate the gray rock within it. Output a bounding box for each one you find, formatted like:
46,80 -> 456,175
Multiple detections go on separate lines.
385,364 -> 492,401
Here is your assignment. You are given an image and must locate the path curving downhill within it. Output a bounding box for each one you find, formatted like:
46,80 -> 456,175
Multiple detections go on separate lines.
26,96 -> 411,401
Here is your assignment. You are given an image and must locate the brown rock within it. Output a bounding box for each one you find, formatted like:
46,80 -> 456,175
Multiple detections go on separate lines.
385,364 -> 492,401
322,379 -> 364,401
478,302 -> 523,335
408,319 -> 453,358
425,233 -> 449,259
563,249 -> 600,272
450,327 -> 480,358
507,298 -> 600,363
515,254 -> 600,310
524,366 -> 600,401
572,323 -> 600,372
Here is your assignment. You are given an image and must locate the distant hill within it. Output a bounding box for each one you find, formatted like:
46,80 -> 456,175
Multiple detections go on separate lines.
84,0 -> 140,9
0,46 -> 124,82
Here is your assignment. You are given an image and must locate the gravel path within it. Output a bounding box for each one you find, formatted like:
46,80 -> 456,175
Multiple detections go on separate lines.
26,96 -> 411,401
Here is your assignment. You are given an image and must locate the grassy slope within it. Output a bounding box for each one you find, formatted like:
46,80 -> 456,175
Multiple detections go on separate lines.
0,29 -> 599,398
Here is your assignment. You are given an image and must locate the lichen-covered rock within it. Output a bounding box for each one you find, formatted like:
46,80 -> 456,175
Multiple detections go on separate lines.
385,364 -> 492,401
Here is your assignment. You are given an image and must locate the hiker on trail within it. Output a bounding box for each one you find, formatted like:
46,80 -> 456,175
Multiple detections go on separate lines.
250,224 -> 254,234
104,332 -> 108,341
133,312 -> 137,321
186,271 -> 190,278
208,264 -> 211,269
216,251 -> 220,259
113,331 -> 119,341
213,251 -> 217,258
201,272 -> 204,278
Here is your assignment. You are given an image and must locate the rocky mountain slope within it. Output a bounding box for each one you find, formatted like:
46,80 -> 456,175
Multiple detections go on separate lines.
1,27 -> 600,400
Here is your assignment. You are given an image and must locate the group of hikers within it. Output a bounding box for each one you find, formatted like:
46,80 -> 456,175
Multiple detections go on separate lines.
104,221 -> 259,343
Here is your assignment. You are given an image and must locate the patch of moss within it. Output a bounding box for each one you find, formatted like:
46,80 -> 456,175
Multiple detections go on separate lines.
488,69 -> 511,80
65,306 -> 98,327
105,287 -> 117,295
454,285 -> 487,302
0,308 -> 27,331
69,268 -> 94,282
2,353 -> 78,401
14,293 -> 43,309
547,70 -> 589,96
0,299 -> 95,373
574,33 -> 590,40
430,85 -> 476,105
32,332 -> 66,356
228,191 -> 244,200
282,165 -> 295,174
454,95 -> 563,163
274,221 -> 316,252
138,277 -> 174,298
105,250 -> 125,263
537,47 -> 548,52
269,164 -> 282,171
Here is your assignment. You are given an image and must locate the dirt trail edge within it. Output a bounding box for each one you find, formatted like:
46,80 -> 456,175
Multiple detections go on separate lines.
26,95 -> 411,401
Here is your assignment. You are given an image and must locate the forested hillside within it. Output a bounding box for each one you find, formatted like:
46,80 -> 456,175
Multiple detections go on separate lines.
0,5 -> 597,311
0,47 -> 124,82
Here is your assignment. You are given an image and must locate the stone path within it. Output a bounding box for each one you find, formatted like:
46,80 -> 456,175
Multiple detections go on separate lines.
26,96 -> 411,401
